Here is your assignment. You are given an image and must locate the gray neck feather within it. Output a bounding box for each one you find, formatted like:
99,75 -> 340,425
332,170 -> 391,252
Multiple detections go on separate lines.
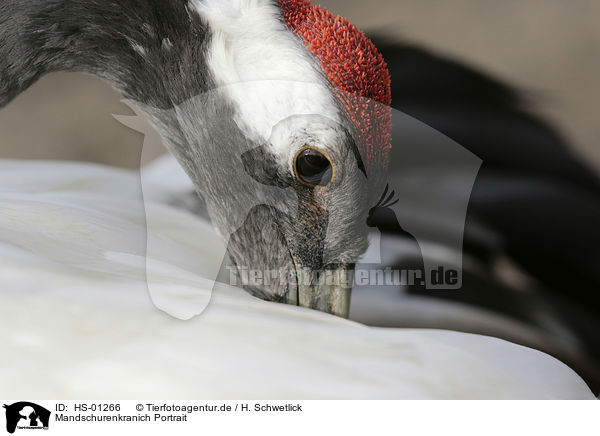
0,0 -> 212,109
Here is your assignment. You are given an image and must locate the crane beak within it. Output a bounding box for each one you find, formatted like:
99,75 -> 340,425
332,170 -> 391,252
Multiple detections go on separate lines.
295,266 -> 353,318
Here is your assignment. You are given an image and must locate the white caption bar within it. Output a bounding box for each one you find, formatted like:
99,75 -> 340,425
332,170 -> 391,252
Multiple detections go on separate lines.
0,400 -> 597,435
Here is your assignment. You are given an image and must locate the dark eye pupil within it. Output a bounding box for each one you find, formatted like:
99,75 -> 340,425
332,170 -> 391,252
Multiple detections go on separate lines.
295,149 -> 333,186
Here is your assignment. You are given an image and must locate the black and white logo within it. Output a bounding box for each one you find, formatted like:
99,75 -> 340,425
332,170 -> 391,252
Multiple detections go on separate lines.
3,403 -> 50,434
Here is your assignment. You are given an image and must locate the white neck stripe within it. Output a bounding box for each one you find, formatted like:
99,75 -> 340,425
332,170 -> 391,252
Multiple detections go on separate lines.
193,0 -> 341,158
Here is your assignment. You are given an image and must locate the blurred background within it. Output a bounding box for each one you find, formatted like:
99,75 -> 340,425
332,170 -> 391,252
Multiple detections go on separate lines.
1,1 -> 599,392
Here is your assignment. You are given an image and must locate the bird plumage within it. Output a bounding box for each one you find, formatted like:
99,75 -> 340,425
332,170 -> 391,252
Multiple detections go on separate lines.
0,158 -> 594,399
0,0 -> 393,315
366,37 -> 600,393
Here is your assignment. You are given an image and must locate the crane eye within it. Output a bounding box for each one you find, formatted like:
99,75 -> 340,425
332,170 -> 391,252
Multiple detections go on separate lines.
294,148 -> 334,186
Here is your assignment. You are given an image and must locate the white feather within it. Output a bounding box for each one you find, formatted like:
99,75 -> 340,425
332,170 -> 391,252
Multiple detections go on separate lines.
0,159 -> 594,399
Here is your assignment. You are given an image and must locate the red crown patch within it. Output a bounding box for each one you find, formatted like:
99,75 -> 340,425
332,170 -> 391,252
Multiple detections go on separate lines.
279,0 -> 392,165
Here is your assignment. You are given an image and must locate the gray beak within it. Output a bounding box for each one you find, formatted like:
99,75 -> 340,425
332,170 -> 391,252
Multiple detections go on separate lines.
295,266 -> 353,318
